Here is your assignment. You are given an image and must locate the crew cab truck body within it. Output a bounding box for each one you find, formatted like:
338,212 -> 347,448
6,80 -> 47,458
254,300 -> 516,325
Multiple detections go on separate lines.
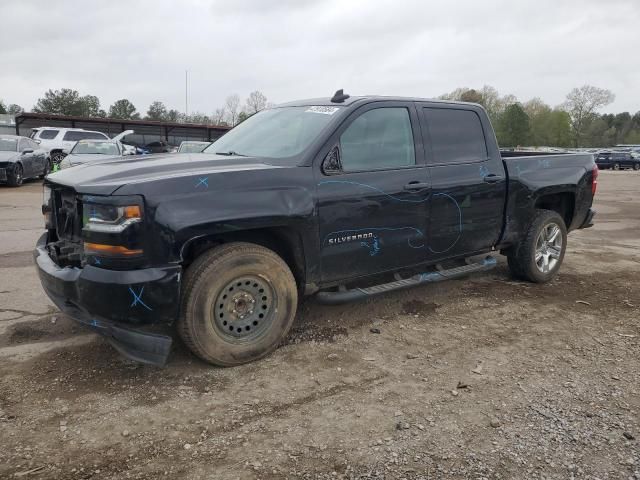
35,93 -> 597,366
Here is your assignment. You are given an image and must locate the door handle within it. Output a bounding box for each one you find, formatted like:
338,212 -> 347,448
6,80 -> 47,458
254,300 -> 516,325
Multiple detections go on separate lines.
404,181 -> 430,191
483,174 -> 504,184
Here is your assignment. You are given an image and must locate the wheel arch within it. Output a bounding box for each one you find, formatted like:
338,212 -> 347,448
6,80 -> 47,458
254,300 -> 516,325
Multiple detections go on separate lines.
180,227 -> 307,288
534,191 -> 575,229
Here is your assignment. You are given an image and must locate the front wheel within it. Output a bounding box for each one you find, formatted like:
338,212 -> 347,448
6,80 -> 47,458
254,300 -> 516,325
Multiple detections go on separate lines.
178,242 -> 298,366
613,163 -> 620,171
7,163 -> 23,187
507,210 -> 567,283
633,163 -> 640,171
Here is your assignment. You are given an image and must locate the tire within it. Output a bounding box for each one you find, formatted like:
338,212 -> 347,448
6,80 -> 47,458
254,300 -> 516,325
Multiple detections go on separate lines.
178,242 -> 298,366
613,163 -> 620,171
507,210 -> 567,283
50,151 -> 66,165
7,163 -> 23,187
633,163 -> 640,171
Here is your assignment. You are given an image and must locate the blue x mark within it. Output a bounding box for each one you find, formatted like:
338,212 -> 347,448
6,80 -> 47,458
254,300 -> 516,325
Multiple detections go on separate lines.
129,286 -> 152,311
195,177 -> 209,188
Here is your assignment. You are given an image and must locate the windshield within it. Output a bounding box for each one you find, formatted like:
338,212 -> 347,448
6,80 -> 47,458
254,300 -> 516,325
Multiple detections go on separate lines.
203,106 -> 341,158
0,138 -> 18,152
180,142 -> 209,153
71,141 -> 120,155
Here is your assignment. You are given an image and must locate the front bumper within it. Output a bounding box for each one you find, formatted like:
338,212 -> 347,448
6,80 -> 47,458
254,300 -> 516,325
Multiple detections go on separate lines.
34,233 -> 181,366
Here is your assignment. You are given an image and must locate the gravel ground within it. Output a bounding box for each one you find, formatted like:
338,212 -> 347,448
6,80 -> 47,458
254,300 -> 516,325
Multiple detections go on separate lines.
0,171 -> 639,479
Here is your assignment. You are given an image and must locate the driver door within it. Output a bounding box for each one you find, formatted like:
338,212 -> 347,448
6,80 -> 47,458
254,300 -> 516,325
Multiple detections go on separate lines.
315,102 -> 430,283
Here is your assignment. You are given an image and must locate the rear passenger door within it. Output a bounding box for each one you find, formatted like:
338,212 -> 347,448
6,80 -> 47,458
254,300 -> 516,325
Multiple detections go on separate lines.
316,102 -> 430,283
419,105 -> 506,260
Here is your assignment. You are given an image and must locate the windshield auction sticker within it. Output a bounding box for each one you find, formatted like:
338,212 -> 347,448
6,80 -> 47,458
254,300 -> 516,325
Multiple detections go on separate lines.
305,106 -> 340,115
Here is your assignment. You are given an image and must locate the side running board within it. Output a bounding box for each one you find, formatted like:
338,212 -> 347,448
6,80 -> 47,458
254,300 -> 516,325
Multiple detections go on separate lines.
316,256 -> 497,305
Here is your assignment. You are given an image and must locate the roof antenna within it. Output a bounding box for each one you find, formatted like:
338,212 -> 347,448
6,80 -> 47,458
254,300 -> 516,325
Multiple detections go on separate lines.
331,89 -> 350,103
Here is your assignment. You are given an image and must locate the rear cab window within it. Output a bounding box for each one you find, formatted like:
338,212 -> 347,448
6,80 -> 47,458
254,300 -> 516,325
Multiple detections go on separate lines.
422,108 -> 487,164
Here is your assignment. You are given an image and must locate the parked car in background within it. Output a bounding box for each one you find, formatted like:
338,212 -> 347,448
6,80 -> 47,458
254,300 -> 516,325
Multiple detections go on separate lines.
30,128 -> 109,165
595,151 -> 640,170
0,134 -> 49,186
144,140 -> 173,154
177,141 -> 210,153
58,140 -> 123,170
57,130 -> 135,170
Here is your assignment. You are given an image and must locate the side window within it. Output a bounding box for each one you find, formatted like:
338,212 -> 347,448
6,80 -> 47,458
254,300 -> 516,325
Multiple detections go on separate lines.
38,129 -> 59,140
424,108 -> 487,164
339,107 -> 415,172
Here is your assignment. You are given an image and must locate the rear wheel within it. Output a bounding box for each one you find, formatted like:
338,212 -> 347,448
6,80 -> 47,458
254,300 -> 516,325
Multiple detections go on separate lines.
7,163 -> 23,187
507,210 -> 567,283
633,163 -> 640,171
613,163 -> 620,170
50,151 -> 66,165
178,242 -> 298,366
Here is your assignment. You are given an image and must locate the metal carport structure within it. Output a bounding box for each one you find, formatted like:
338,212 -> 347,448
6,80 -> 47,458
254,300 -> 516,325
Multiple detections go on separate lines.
13,112 -> 231,146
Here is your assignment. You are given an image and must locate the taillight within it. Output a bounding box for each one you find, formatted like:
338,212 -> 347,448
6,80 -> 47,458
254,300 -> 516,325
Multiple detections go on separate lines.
592,165 -> 598,196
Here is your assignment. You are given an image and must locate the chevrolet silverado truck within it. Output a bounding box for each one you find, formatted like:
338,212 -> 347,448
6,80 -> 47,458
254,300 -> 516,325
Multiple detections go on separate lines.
35,90 -> 597,367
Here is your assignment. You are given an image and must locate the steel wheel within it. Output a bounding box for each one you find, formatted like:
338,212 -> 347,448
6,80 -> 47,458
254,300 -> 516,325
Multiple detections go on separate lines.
534,222 -> 563,274
613,163 -> 620,171
633,163 -> 640,171
213,275 -> 276,342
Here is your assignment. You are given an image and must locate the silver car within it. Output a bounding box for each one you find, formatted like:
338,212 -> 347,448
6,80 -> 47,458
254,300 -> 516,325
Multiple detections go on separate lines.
58,140 -> 124,170
58,130 -> 135,170
0,135 -> 50,186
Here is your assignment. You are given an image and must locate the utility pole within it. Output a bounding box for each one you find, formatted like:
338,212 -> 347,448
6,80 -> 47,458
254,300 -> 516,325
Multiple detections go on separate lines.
185,70 -> 189,117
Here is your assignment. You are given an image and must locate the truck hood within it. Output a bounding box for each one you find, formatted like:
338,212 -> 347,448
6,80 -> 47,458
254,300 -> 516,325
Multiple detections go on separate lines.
46,153 -> 287,195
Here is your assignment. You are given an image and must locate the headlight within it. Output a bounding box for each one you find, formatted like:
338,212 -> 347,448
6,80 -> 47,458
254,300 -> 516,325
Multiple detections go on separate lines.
82,202 -> 142,233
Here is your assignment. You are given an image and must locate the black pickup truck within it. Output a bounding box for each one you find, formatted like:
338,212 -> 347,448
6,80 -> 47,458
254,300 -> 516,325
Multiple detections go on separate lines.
35,91 -> 597,367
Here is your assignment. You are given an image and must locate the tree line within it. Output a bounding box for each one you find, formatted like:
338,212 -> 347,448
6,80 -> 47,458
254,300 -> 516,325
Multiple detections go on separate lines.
439,85 -> 639,148
0,89 -> 270,128
3,85 -> 639,147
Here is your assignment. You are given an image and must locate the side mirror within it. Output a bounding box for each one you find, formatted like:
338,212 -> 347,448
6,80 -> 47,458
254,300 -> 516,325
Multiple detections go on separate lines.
322,145 -> 342,175
21,148 -> 34,155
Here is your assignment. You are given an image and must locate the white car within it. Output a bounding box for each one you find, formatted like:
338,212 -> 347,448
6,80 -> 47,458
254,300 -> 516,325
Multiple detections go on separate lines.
57,130 -> 135,170
177,141 -> 211,153
30,127 -> 109,165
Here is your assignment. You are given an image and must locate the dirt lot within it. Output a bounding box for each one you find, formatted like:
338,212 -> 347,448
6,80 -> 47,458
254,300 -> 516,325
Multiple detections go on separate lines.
0,172 -> 639,479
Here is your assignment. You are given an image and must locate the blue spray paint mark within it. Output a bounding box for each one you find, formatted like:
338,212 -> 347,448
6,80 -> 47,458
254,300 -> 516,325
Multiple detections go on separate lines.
479,165 -> 490,177
129,286 -> 152,311
538,158 -> 551,168
318,180 -> 430,203
195,177 -> 209,188
94,257 -> 101,266
360,235 -> 381,256
319,182 -> 463,255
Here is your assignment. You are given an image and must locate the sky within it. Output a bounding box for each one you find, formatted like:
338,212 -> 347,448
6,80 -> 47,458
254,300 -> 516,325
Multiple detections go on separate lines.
1,0 -> 639,115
